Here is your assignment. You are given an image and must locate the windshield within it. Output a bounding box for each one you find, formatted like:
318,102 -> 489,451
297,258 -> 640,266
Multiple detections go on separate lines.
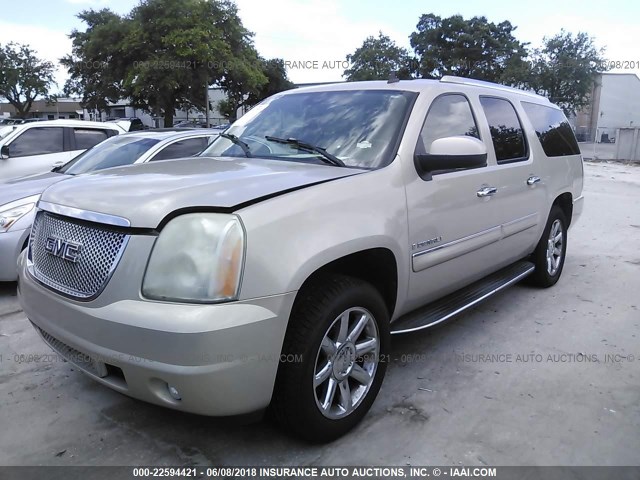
60,135 -> 161,175
200,89 -> 416,169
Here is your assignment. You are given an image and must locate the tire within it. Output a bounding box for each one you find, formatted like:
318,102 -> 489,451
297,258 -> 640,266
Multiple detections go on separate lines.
528,206 -> 568,287
271,274 -> 390,442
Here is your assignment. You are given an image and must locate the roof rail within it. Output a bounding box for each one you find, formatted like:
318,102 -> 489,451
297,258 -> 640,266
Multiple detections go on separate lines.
440,76 -> 550,102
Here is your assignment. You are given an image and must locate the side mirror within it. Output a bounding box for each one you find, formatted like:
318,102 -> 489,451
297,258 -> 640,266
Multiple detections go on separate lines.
0,145 -> 9,160
415,136 -> 487,179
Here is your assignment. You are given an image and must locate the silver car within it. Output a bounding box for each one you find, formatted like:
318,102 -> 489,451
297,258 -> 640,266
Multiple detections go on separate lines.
0,129 -> 218,281
18,78 -> 584,441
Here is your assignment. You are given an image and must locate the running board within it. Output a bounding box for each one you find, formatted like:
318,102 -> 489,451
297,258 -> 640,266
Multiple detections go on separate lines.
390,260 -> 535,335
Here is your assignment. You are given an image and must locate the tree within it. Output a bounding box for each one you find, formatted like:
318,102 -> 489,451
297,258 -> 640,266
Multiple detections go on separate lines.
343,32 -> 415,81
63,0 -> 267,126
248,58 -> 295,104
527,30 -> 608,116
219,57 -> 293,121
409,14 -> 529,83
0,43 -> 56,117
61,9 -> 128,114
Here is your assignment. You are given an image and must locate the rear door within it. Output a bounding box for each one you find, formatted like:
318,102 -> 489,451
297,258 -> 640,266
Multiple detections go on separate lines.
475,95 -> 547,260
67,127 -> 114,161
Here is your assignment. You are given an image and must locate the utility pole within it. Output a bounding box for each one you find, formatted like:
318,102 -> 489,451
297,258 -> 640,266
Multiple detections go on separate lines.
205,84 -> 210,127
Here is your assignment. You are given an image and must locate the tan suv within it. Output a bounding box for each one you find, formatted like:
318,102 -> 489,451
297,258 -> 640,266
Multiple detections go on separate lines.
18,77 -> 583,441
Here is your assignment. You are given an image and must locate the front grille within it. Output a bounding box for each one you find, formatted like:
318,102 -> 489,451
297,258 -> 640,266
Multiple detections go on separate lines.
34,324 -> 108,377
30,211 -> 129,300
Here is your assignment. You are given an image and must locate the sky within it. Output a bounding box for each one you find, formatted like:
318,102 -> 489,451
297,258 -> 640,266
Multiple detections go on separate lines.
1,0 -> 639,93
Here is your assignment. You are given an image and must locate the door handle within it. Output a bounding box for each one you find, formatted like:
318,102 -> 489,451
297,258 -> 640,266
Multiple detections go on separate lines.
477,186 -> 498,198
527,176 -> 541,186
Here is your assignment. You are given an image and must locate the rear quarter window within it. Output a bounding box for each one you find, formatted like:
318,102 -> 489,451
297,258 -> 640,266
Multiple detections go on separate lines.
151,137 -> 209,161
74,128 -> 110,150
521,102 -> 580,157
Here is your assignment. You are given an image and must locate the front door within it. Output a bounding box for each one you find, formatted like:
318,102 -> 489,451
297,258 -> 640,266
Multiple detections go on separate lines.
1,126 -> 68,180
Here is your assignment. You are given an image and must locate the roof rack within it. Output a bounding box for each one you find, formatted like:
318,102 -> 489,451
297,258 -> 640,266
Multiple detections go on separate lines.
440,76 -> 550,102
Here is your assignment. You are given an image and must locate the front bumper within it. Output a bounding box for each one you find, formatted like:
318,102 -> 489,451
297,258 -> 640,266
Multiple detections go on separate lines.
17,252 -> 296,416
0,228 -> 30,281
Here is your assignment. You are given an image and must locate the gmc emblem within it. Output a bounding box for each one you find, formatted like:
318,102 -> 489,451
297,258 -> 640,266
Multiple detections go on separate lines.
44,237 -> 82,263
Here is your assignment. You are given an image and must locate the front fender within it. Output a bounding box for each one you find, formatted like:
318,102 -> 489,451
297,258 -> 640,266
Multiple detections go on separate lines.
236,161 -> 410,311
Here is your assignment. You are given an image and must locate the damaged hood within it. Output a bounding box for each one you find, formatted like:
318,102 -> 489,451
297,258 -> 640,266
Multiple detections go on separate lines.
39,156 -> 364,228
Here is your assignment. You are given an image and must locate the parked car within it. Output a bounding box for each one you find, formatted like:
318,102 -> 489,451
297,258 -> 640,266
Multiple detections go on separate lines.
174,120 -> 208,128
0,129 -> 218,281
0,117 -> 48,125
106,117 -> 146,132
0,126 -> 15,140
17,77 -> 584,441
0,120 -> 126,181
0,118 -> 25,125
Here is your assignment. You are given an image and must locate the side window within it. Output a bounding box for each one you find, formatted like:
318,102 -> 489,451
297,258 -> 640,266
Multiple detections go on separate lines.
151,138 -> 208,161
479,97 -> 527,163
521,102 -> 580,157
417,94 -> 480,154
74,128 -> 109,150
9,127 -> 64,157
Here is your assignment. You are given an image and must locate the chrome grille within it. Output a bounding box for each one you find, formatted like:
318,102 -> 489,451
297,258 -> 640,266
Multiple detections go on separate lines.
30,211 -> 129,299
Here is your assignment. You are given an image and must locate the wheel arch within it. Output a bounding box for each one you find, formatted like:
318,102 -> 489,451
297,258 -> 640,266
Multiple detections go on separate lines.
292,247 -> 399,319
552,192 -> 573,227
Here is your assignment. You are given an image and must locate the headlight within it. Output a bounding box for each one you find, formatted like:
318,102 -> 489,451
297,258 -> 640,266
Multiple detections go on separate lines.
142,213 -> 245,302
0,194 -> 40,233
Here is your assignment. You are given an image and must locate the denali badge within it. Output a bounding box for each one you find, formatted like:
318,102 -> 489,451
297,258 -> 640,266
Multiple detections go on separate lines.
412,236 -> 443,250
44,237 -> 82,263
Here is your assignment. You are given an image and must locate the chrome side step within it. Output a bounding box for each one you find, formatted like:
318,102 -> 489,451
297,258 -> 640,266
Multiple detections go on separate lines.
391,260 -> 535,335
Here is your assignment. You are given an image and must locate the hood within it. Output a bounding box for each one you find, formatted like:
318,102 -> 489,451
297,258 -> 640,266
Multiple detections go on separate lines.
40,156 -> 364,228
0,172 -> 66,207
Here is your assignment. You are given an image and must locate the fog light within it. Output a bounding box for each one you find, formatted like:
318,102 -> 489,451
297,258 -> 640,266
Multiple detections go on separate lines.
168,385 -> 181,400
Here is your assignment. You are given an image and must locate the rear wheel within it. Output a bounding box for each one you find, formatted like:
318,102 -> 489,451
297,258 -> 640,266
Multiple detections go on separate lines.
528,206 -> 568,287
271,275 -> 390,442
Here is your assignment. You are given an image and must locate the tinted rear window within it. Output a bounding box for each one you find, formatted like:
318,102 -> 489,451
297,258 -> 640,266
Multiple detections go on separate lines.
74,128 -> 110,150
522,102 -> 580,157
479,97 -> 527,163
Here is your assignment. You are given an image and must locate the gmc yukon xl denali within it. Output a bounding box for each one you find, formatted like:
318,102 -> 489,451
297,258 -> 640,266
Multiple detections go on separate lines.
17,77 -> 584,441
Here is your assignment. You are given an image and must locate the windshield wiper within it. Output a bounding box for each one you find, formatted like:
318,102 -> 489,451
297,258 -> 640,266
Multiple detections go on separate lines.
219,132 -> 252,158
264,136 -> 346,167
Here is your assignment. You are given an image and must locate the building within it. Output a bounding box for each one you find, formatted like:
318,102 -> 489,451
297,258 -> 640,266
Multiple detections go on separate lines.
94,87 -> 229,128
571,73 -> 640,143
0,87 -> 230,127
0,98 -> 85,120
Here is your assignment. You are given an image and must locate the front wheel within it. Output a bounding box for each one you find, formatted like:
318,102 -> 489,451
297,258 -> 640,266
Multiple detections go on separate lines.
528,206 -> 568,287
271,275 -> 390,442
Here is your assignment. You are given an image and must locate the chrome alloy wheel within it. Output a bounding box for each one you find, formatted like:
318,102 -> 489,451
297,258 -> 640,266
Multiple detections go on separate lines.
313,307 -> 380,420
546,219 -> 564,276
